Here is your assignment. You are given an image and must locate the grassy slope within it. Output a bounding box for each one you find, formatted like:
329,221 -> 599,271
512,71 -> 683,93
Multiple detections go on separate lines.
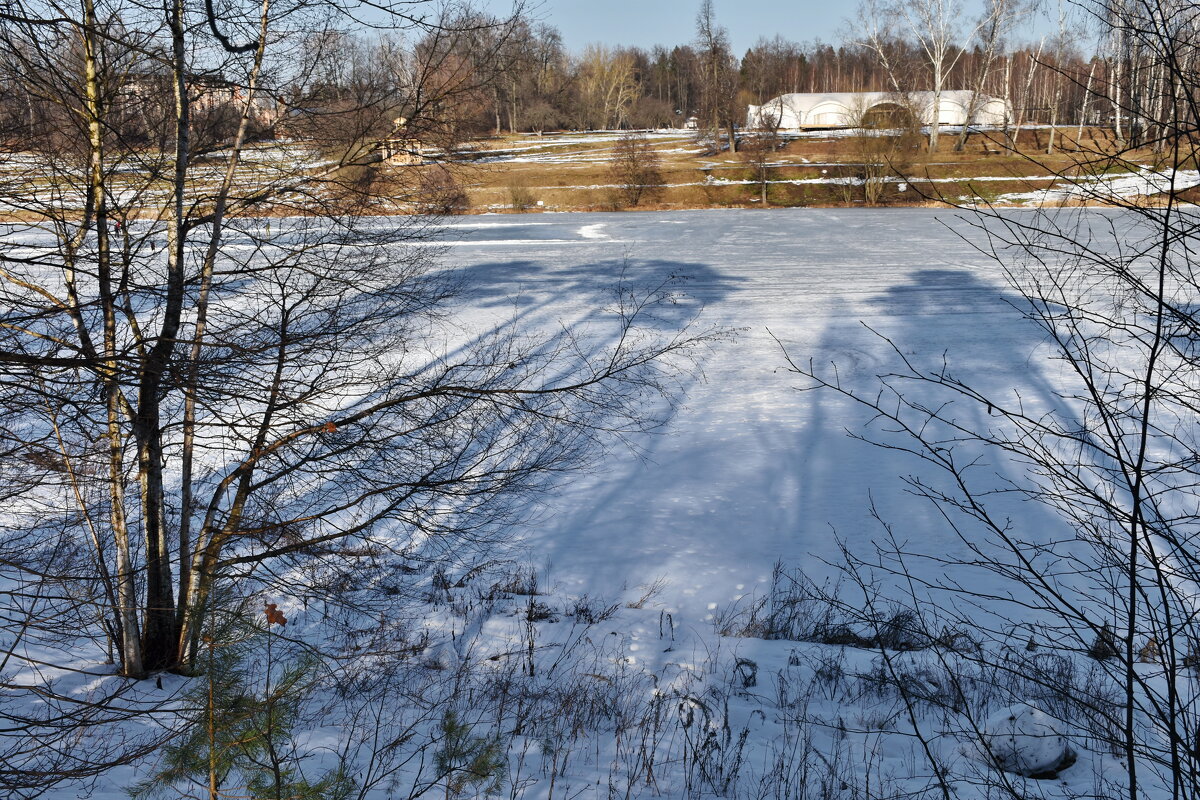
431,126 -> 1173,213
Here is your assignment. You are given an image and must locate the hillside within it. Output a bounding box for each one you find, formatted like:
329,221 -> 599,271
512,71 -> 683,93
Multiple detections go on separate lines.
441,127 -> 1197,212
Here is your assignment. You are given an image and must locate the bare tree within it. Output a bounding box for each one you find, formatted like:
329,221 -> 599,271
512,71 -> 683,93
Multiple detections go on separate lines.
576,45 -> 639,130
0,0 -> 714,792
608,130 -> 665,207
1045,0 -> 1073,153
905,0 -> 977,151
786,2 -> 1200,798
854,0 -> 914,94
694,0 -> 740,153
954,0 -> 1036,151
845,94 -> 920,205
858,0 -> 990,151
740,99 -> 783,205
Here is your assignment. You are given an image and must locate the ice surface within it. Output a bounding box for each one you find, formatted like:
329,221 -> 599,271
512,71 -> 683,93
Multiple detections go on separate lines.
440,208 -> 1072,625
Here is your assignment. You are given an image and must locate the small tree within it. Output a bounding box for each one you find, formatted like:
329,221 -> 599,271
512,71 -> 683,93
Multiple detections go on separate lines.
847,94 -> 920,206
434,711 -> 506,799
608,131 -> 665,208
417,164 -> 471,214
740,101 -> 782,205
131,604 -> 352,800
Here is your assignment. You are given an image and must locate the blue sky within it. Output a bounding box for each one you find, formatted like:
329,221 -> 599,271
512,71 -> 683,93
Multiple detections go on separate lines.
537,0 -> 849,53
506,0 -> 1061,55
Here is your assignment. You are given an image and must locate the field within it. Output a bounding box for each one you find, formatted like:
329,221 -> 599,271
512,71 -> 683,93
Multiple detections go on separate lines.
3,128 -> 1190,224
447,127 -> 1200,211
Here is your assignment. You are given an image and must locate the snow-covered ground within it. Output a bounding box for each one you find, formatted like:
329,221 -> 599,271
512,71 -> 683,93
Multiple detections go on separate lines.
400,209 -> 1134,799
995,166 -> 1200,205
475,129 -> 1195,207
438,209 -> 1033,621
46,208 -> 1178,798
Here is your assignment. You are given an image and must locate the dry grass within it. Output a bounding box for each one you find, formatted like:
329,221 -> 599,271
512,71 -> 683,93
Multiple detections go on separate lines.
2,127 -> 1167,223
441,126 -> 1169,213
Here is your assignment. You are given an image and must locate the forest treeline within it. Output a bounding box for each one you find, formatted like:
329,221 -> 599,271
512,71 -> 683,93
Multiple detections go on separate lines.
0,0 -> 1164,159
467,20 -> 1103,134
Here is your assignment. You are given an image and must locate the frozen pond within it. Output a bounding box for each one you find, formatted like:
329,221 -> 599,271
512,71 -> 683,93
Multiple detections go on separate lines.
438,208 -> 1074,623
21,205 -> 1177,800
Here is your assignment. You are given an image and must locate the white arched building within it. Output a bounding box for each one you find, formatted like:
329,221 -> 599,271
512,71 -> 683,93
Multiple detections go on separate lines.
746,91 -> 1010,129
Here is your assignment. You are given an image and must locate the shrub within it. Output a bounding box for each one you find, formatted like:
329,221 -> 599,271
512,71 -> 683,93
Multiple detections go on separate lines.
607,132 -> 664,208
508,181 -> 536,212
417,166 -> 469,215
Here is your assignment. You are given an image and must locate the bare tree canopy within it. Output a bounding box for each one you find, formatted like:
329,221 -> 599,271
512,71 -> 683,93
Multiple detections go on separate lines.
786,2 -> 1200,798
0,0 -> 716,792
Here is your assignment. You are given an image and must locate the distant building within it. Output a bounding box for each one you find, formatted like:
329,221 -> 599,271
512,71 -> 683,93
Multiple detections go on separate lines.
121,70 -> 280,127
746,91 -> 1010,130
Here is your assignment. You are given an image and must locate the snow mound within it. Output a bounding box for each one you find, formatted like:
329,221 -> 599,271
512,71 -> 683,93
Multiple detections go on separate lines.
421,640 -> 460,671
976,704 -> 1074,777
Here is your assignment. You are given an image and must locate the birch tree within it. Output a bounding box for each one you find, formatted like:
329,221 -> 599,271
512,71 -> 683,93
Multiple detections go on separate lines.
860,0 -> 989,151
0,0 -> 712,790
904,0 -> 971,151
577,45 -> 639,130
954,0 -> 1037,151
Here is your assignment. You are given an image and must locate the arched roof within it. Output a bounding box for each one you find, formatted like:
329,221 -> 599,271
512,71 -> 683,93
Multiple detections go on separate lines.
749,91 -> 1011,128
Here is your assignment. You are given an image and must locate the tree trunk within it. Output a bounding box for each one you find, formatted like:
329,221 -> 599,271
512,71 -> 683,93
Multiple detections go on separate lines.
178,0 -> 272,666
928,49 -> 944,153
84,0 -> 143,678
1112,48 -> 1124,143
1002,54 -> 1013,152
1075,60 -> 1096,150
1047,71 -> 1062,154
139,0 -> 191,672
1010,46 -> 1043,156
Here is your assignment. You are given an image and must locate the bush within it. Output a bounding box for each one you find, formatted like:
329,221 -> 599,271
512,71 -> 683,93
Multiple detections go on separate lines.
607,131 -> 664,208
416,165 -> 469,215
508,181 -> 536,212
1086,623 -> 1120,661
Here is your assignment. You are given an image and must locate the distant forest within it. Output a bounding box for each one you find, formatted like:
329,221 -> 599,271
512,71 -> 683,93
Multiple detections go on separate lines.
437,0 -> 1125,139
0,0 -> 1165,162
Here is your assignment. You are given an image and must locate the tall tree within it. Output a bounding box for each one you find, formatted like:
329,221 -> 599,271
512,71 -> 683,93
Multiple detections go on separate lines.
576,45 -> 639,129
901,0 -> 976,150
857,0 -> 988,150
953,0 -> 1035,151
694,0 -> 739,151
0,0 -> 710,791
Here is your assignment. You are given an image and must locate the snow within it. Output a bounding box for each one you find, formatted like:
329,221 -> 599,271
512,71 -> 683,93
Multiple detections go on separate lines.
438,208 -> 1054,623
995,166 -> 1200,205
28,208 -> 1174,798
975,704 -> 1074,777
476,130 -> 697,165
418,208 -> 1148,798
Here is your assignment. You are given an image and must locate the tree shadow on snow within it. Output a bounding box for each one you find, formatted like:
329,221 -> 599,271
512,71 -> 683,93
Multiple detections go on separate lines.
787,266 -> 1098,625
